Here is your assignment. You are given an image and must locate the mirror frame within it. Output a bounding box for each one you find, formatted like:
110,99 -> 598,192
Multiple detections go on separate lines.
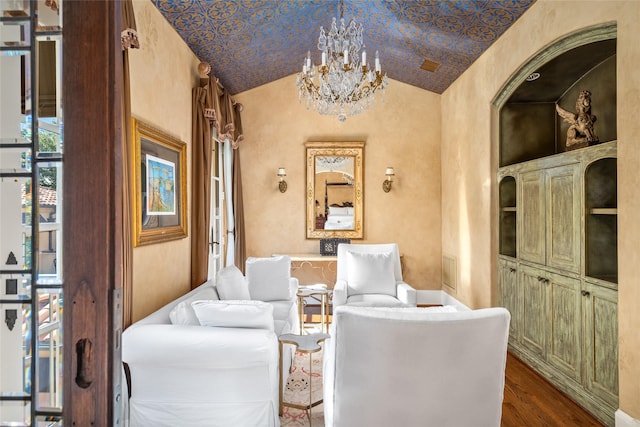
305,141 -> 365,239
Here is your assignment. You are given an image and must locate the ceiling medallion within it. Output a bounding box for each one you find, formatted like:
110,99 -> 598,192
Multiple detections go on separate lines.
296,0 -> 389,122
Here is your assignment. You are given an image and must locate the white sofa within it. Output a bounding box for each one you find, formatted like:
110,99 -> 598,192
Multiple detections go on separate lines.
122,261 -> 299,427
323,305 -> 511,427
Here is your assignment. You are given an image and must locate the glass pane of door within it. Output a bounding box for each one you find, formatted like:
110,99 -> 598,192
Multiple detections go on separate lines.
1,1 -> 63,423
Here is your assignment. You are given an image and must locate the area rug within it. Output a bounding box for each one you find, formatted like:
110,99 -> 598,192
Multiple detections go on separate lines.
280,347 -> 325,427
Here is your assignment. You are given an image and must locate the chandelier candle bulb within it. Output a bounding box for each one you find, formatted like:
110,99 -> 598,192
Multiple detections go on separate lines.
295,0 -> 388,121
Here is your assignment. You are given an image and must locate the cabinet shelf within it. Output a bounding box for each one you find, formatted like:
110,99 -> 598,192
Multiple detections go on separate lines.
590,208 -> 617,215
502,207 -> 517,212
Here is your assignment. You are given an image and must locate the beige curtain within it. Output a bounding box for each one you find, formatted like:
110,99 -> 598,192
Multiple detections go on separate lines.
190,82 -> 213,289
121,0 -> 139,328
232,103 -> 246,273
191,69 -> 245,283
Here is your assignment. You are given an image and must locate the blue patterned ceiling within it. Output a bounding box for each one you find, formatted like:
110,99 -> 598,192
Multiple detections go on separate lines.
153,0 -> 536,95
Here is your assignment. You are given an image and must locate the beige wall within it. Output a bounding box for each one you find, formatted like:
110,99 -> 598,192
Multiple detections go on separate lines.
441,0 -> 640,419
235,76 -> 442,290
128,0 -> 201,322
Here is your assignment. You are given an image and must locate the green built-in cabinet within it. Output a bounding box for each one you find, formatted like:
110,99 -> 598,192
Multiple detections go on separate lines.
498,141 -> 618,426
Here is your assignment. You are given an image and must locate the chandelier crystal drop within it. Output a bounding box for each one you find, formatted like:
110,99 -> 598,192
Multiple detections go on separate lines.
296,3 -> 389,122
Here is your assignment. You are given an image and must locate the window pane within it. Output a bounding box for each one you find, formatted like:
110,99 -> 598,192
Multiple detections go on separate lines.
1,18 -> 30,47
35,289 -> 62,412
36,415 -> 63,426
37,121 -> 62,154
0,53 -> 32,135
0,301 -> 32,396
0,146 -> 31,173
0,176 -> 32,269
0,400 -> 30,425
35,1 -> 61,33
0,273 -> 31,298
0,0 -> 31,16
36,161 -> 60,282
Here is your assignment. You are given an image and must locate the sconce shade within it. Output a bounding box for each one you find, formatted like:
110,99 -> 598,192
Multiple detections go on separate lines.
278,167 -> 287,193
383,167 -> 394,193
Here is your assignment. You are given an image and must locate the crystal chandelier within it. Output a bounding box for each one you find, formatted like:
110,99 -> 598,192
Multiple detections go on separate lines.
296,1 -> 389,122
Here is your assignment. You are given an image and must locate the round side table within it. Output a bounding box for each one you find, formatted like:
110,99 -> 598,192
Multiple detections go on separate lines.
278,332 -> 330,425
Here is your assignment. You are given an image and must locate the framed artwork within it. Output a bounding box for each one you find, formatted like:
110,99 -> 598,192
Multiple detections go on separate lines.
132,118 -> 187,246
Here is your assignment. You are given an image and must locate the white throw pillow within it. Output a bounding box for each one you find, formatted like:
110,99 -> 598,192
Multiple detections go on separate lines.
216,265 -> 250,300
346,251 -> 396,296
191,300 -> 274,331
168,287 -> 218,325
246,256 -> 291,301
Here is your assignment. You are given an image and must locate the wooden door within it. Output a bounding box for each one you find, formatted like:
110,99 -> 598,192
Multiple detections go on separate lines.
583,281 -> 618,408
63,1 -> 123,425
498,258 -> 519,342
547,272 -> 581,382
546,164 -> 581,273
519,264 -> 547,357
519,170 -> 546,265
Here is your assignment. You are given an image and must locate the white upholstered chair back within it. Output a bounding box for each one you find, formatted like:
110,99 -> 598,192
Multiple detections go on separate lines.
336,243 -> 403,283
323,306 -> 511,427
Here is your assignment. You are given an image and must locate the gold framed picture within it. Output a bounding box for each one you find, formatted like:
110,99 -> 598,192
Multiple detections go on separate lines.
132,118 -> 187,246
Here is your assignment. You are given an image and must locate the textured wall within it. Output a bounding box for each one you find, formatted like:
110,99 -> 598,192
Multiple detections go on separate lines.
441,0 -> 640,419
234,75 -> 442,290
128,0 -> 200,322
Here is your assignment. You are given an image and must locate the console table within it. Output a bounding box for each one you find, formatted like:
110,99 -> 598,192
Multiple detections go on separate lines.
273,253 -> 337,288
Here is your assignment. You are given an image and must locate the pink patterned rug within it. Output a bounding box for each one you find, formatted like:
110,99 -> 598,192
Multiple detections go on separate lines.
280,348 -> 325,427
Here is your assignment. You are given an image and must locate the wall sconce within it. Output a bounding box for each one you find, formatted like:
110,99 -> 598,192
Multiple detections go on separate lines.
383,167 -> 395,193
277,167 -> 287,193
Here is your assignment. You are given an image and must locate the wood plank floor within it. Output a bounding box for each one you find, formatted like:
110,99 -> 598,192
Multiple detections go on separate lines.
502,352 -> 604,426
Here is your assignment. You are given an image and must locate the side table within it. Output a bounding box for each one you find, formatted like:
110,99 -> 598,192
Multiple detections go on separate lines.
279,332 -> 330,424
297,285 -> 330,334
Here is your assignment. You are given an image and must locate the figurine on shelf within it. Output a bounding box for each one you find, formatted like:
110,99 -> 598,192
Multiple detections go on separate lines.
556,90 -> 599,149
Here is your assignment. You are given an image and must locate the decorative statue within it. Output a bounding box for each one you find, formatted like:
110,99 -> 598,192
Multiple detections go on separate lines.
555,90 -> 598,148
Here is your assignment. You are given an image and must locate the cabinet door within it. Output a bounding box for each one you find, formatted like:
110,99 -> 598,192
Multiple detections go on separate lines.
519,170 -> 546,265
498,259 -> 519,342
547,272 -> 581,382
519,264 -> 547,357
583,282 -> 618,408
546,164 -> 581,273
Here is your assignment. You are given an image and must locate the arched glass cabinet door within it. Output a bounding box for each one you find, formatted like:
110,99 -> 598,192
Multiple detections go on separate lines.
1,1 -> 64,424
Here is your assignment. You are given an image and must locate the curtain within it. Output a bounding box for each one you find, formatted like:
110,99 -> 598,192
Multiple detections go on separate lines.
190,85 -> 212,288
121,0 -> 139,329
191,66 -> 225,288
232,103 -> 246,273
191,66 -> 244,284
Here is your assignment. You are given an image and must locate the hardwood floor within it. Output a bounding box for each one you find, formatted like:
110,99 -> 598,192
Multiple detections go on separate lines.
502,352 -> 604,426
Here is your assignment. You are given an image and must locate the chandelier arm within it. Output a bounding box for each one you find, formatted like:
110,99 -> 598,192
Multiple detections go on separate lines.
296,4 -> 388,121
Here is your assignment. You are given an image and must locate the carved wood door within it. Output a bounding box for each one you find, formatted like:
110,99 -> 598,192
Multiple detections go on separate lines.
62,1 -> 123,425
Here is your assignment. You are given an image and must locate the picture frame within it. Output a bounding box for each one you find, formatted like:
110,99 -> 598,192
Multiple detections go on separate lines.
132,118 -> 187,246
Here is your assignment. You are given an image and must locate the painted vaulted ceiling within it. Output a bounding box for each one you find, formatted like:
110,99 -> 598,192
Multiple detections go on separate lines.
152,0 -> 536,95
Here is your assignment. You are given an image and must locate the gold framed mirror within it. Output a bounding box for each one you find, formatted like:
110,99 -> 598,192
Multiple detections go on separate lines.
306,141 -> 364,239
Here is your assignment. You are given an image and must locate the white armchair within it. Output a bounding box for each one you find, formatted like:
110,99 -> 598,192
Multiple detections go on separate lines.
333,243 -> 417,307
323,306 -> 511,427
